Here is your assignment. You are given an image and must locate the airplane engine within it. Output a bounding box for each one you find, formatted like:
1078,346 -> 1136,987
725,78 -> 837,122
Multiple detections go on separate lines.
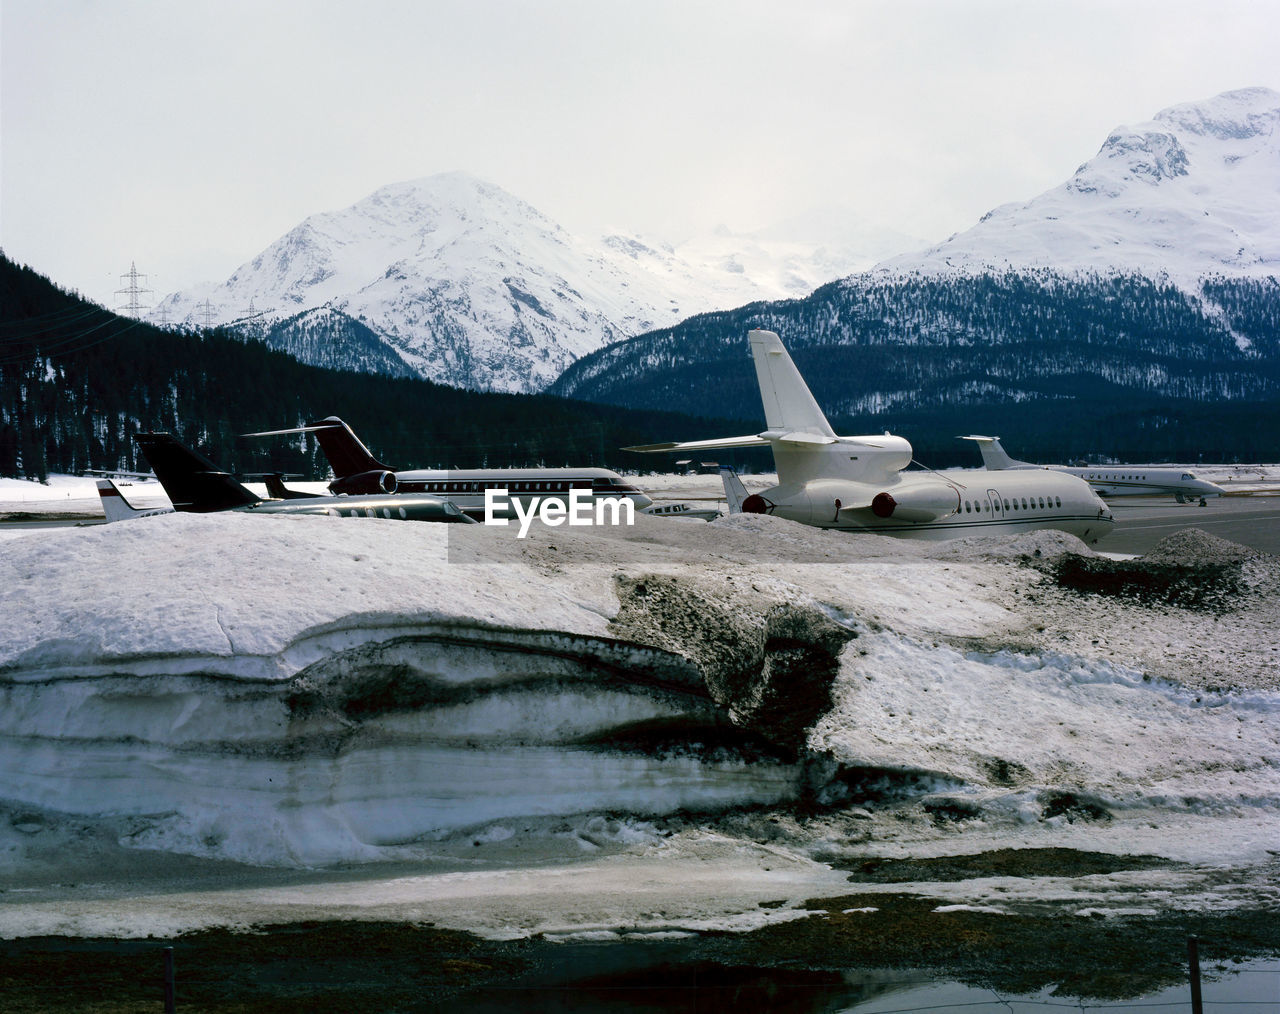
871,482 -> 960,522
329,469 -> 397,496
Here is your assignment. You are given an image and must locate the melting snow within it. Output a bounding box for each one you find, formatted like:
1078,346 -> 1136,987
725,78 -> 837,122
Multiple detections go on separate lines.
0,503 -> 1276,939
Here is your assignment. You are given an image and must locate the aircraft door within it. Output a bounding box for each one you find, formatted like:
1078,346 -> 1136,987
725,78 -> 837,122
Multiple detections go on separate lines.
986,488 -> 1003,519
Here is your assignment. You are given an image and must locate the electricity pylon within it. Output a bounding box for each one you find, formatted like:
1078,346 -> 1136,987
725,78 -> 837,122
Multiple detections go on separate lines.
114,262 -> 154,316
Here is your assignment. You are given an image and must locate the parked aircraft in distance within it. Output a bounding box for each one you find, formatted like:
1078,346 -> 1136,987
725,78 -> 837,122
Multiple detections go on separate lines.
626,330 -> 1114,543
244,418 -> 653,520
640,501 -> 721,521
130,433 -> 475,522
961,436 -> 1225,505
96,480 -> 174,521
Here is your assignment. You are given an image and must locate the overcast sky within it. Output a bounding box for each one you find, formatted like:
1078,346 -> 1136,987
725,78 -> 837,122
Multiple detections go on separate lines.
3,0 -> 1278,307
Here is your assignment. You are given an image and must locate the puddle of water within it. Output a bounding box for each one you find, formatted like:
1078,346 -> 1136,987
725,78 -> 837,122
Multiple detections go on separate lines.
454,954 -> 1280,1013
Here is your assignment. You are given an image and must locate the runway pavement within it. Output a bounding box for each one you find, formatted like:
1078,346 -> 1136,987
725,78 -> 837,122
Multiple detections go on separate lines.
1102,494 -> 1280,556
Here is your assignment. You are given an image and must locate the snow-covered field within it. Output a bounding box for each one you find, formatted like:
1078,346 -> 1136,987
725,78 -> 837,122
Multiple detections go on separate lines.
0,499 -> 1277,944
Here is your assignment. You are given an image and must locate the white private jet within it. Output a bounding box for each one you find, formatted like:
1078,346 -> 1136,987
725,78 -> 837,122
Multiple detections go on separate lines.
961,436 -> 1225,505
627,330 -> 1114,544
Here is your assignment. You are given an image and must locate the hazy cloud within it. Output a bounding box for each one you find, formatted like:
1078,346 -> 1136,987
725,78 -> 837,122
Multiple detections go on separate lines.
3,0 -> 1277,305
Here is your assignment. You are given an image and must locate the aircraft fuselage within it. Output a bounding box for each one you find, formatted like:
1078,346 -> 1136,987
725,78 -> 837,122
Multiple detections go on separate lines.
391,468 -> 652,519
239,493 -> 473,522
747,465 -> 1114,544
1054,465 -> 1223,502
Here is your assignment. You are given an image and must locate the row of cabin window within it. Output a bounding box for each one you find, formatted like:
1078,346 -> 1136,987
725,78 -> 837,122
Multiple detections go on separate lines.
962,495 -> 1062,514
332,507 -> 408,519
418,481 -> 591,494
1087,473 -> 1146,480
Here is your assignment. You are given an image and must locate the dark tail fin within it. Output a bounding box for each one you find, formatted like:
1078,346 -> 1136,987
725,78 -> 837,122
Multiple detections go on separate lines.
308,417 -> 394,479
263,472 -> 292,499
246,472 -> 321,499
134,434 -> 261,512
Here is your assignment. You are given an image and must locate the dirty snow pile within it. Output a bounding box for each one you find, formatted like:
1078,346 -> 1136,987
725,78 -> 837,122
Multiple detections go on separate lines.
0,511 -> 1277,938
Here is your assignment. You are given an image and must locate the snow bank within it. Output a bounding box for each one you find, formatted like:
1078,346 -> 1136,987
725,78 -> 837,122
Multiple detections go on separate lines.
0,508 -> 1277,937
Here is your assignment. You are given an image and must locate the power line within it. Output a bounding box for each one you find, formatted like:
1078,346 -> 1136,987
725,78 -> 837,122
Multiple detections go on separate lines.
0,315 -> 150,366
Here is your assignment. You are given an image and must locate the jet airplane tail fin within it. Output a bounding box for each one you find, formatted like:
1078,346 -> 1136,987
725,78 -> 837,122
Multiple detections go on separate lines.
96,479 -> 175,522
748,330 -> 836,439
247,472 -> 321,500
959,435 -> 1023,470
134,434 -> 261,513
309,417 -> 393,478
242,417 -> 393,479
719,468 -> 750,514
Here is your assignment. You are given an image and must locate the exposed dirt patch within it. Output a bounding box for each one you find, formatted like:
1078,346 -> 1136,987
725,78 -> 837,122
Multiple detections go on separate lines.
1049,553 -> 1245,612
611,573 -> 858,753
839,847 -> 1172,883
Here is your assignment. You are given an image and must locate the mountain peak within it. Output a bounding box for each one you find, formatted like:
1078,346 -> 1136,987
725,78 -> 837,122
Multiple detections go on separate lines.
876,87 -> 1280,284
155,171 -> 920,392
1152,86 -> 1280,142
370,170 -> 523,208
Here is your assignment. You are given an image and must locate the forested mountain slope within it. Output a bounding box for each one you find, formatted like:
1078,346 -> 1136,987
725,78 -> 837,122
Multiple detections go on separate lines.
550,270 -> 1280,465
0,255 -> 747,480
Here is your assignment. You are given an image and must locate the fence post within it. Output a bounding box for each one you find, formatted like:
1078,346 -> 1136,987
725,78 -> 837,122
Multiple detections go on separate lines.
1188,936 -> 1203,1014
163,946 -> 176,1014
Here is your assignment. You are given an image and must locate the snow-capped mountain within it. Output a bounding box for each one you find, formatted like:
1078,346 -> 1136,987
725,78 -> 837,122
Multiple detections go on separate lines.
155,173 -> 917,393
879,86 -> 1280,283
551,88 -> 1280,443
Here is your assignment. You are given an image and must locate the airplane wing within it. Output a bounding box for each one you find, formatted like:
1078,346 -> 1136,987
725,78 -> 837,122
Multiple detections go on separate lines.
241,422 -> 345,437
623,431 -> 837,453
623,434 -> 772,453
